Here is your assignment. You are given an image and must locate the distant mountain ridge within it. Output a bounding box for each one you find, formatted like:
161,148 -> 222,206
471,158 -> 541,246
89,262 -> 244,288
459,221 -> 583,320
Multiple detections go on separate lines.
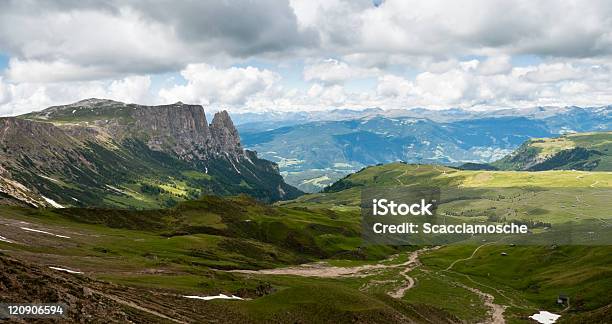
239,105 -> 610,192
0,99 -> 301,208
234,105 -> 611,129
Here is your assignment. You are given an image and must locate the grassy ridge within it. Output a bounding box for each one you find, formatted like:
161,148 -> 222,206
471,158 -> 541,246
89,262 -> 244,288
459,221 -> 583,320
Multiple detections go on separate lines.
491,131 -> 612,171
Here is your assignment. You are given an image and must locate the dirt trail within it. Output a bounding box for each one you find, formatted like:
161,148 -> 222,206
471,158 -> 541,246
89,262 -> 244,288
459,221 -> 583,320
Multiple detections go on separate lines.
395,170 -> 409,186
443,244 -> 507,323
233,247 -> 439,299
445,242 -> 494,271
387,246 -> 440,298
457,283 -> 506,324
231,260 -> 389,277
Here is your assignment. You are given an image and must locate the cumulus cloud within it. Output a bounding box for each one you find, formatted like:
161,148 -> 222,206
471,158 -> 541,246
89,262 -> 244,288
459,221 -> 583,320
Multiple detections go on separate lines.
107,75 -> 152,104
0,0 -> 317,82
0,75 -> 154,116
6,59 -> 112,83
477,56 -> 512,75
523,63 -> 582,83
303,59 -> 378,84
1,0 -> 612,113
372,58 -> 612,109
0,5 -> 185,81
292,0 -> 612,59
0,77 -> 10,105
376,75 -> 414,98
158,64 -> 280,106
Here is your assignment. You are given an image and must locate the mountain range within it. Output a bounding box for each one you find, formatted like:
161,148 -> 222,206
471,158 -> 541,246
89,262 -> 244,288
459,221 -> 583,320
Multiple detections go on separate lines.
238,105 -> 611,191
0,99 -> 301,208
0,100 -> 611,323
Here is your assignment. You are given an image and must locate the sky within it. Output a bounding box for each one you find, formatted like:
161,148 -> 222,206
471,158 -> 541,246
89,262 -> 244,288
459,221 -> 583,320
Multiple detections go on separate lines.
1,0 -> 612,116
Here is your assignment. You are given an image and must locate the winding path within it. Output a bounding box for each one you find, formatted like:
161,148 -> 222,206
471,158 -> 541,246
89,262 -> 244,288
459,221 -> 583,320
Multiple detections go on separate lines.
443,243 -> 507,324
457,283 -> 506,324
395,169 -> 410,186
445,242 -> 494,271
234,244 -> 508,323
387,246 -> 440,298
232,247 -> 437,298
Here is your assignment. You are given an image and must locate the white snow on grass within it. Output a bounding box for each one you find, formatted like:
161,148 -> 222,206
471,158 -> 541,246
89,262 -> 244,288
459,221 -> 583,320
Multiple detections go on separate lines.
20,227 -> 71,239
49,267 -> 83,274
105,185 -> 127,194
0,235 -> 14,243
39,175 -> 61,184
529,311 -> 561,324
183,294 -> 243,301
41,196 -> 65,208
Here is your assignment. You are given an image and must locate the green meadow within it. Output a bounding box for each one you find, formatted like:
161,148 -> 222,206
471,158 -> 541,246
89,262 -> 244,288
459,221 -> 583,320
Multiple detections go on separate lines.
1,162 -> 611,322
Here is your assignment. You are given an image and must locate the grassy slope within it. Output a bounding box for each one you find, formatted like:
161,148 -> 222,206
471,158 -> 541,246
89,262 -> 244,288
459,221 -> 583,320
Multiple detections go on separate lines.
283,162 -> 611,208
2,127 -> 300,209
280,163 -> 612,322
491,131 -> 612,171
2,163 -> 611,322
0,195 -> 424,322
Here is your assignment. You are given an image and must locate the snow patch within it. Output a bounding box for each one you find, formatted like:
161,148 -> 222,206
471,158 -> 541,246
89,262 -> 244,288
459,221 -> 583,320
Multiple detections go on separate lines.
529,311 -> 561,324
20,227 -> 71,239
41,196 -> 65,208
49,267 -> 83,274
105,185 -> 128,195
39,175 -> 60,184
0,235 -> 14,243
183,294 -> 243,301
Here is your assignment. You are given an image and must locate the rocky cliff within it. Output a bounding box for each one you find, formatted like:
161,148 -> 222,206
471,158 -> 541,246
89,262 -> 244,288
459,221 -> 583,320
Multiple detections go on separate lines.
0,99 -> 302,208
209,110 -> 243,155
132,103 -> 212,159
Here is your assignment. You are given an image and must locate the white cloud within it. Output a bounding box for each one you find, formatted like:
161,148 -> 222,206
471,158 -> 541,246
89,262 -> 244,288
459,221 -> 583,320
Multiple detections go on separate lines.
306,83 -> 347,105
6,59 -> 111,83
158,64 -> 280,106
1,1 -> 612,113
560,82 -> 590,95
292,0 -> 612,59
477,56 -> 512,75
376,75 -> 414,98
0,1 -> 315,82
303,58 -> 378,84
367,57 -> 612,109
0,76 -> 153,116
108,76 -> 152,104
0,77 -> 10,105
523,63 -> 581,83
0,7 -> 186,82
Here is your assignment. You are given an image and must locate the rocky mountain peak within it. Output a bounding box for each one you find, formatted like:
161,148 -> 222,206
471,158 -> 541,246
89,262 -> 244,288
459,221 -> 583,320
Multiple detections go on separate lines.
21,100 -> 246,161
130,103 -> 212,160
209,110 -> 243,155
0,100 -> 301,208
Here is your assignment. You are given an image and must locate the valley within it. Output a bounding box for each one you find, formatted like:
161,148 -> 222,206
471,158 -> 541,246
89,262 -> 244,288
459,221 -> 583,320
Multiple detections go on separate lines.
238,106 -> 610,192
3,2 -> 612,323
1,162 -> 610,323
1,100 -> 610,323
